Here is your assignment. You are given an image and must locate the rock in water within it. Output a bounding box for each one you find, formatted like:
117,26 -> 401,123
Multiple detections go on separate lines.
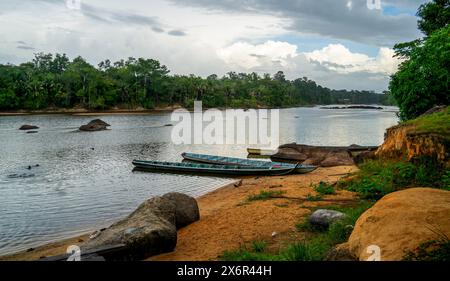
82,197 -> 177,261
163,192 -> 200,229
341,188 -> 450,261
79,119 -> 111,132
19,125 -> 39,130
309,209 -> 347,228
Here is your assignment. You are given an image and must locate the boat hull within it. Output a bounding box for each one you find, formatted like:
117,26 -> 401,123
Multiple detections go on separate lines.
132,160 -> 295,176
182,153 -> 317,174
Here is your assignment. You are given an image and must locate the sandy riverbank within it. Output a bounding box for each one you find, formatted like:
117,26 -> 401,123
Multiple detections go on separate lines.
1,165 -> 358,261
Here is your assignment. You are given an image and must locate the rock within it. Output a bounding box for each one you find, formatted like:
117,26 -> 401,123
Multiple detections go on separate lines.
82,196 -> 177,260
79,119 -> 111,132
321,151 -> 355,167
321,106 -> 383,110
309,209 -> 348,228
353,151 -> 376,165
19,125 -> 39,130
162,192 -> 200,229
273,144 -> 355,167
376,121 -> 449,168
345,188 -> 450,261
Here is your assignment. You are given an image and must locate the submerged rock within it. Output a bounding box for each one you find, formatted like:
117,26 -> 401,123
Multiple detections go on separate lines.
79,119 -> 111,132
19,125 -> 39,130
82,196 -> 177,261
162,192 -> 200,229
309,209 -> 347,228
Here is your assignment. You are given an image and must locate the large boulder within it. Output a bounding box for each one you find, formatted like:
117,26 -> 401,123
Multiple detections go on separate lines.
272,144 -> 355,167
163,192 -> 200,229
82,197 -> 177,261
309,209 -> 347,228
19,125 -> 39,130
79,119 -> 111,132
341,188 -> 450,261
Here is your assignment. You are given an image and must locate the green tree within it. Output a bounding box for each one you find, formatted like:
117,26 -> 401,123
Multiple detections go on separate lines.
390,26 -> 450,120
417,0 -> 450,36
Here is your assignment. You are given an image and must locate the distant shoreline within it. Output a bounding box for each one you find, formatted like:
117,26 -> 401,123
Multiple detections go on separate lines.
0,104 -> 394,117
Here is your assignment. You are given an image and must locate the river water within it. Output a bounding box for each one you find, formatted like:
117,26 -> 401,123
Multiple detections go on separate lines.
0,106 -> 398,255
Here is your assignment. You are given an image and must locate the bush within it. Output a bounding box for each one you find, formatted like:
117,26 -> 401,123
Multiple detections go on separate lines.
314,182 -> 336,195
343,159 -> 449,199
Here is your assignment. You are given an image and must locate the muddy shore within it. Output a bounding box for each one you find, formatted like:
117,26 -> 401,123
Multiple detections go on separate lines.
0,166 -> 358,261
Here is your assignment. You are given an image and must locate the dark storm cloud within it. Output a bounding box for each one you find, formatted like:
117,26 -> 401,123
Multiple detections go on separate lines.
80,3 -> 163,29
169,0 -> 427,46
168,30 -> 187,36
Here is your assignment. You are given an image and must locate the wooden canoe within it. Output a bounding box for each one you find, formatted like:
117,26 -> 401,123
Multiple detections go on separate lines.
132,160 -> 297,176
182,153 -> 317,174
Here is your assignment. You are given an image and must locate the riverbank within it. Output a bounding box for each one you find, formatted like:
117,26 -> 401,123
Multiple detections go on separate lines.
0,104 -> 394,117
0,165 -> 358,261
0,106 -> 184,116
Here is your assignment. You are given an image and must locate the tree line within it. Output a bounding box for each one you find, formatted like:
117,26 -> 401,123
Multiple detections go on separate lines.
0,54 -> 393,111
390,0 -> 449,120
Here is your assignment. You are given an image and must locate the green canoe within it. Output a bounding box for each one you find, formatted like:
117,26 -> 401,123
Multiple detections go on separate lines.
182,153 -> 317,174
132,160 -> 297,176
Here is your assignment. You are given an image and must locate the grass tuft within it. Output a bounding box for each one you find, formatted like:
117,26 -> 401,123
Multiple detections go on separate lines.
314,182 -> 336,195
247,190 -> 285,201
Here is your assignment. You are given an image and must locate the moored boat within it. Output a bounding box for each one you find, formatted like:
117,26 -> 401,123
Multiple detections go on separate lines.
132,160 -> 297,176
247,148 -> 278,156
182,153 -> 317,174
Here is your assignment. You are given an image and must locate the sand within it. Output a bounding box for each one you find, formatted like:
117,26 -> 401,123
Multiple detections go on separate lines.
1,165 -> 358,261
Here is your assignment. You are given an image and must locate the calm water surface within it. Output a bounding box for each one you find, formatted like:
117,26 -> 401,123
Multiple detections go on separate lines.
0,106 -> 398,254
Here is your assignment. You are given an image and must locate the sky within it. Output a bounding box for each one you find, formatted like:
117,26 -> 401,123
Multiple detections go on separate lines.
0,0 -> 428,92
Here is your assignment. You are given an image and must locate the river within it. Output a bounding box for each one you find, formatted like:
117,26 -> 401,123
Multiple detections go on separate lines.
0,106 -> 398,255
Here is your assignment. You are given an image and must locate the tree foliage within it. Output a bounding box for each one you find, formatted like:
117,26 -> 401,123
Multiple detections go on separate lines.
0,53 -> 392,111
417,0 -> 450,36
390,0 -> 450,120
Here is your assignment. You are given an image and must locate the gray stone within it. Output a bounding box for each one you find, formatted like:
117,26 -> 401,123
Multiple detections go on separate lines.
162,192 -> 200,229
82,196 -> 177,261
309,209 -> 347,228
19,125 -> 39,130
79,119 -> 111,132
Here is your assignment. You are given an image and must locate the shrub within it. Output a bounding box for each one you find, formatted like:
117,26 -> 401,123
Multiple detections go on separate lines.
314,182 -> 336,195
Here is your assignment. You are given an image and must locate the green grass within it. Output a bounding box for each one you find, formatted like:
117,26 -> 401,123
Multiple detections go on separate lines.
403,235 -> 450,261
251,240 -> 267,253
305,193 -> 323,202
405,106 -> 450,139
341,158 -> 450,199
314,182 -> 336,195
222,202 -> 373,261
247,190 -> 286,201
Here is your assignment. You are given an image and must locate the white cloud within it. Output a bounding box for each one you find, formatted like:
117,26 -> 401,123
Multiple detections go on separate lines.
217,41 -> 298,70
304,44 -> 401,75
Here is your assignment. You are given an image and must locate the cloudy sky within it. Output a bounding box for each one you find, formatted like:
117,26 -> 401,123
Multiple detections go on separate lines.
0,0 -> 428,91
